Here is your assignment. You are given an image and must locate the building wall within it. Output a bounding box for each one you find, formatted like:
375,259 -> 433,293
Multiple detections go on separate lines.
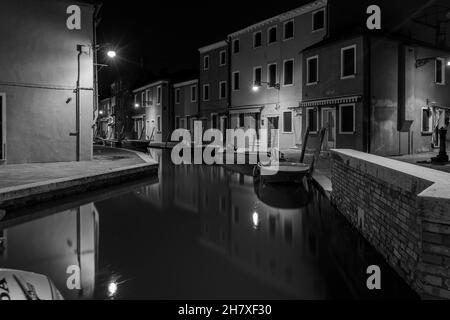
302,35 -> 365,151
199,43 -> 229,128
0,0 -> 94,164
230,0 -> 327,149
174,80 -> 199,132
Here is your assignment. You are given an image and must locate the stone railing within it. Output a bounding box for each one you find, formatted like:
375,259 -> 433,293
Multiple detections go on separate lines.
331,149 -> 450,299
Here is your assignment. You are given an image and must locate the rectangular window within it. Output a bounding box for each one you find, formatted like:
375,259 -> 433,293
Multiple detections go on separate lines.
253,31 -> 262,48
233,39 -> 240,54
239,114 -> 245,127
341,45 -> 356,79
219,50 -> 227,66
157,86 -> 162,104
219,81 -> 227,99
422,107 -> 433,133
146,89 -> 152,105
307,56 -> 319,85
191,85 -> 197,102
267,63 -> 277,87
283,59 -> 294,86
157,116 -> 161,132
141,92 -> 146,106
203,84 -> 210,101
312,9 -> 325,31
175,88 -> 180,104
233,71 -> 240,91
306,107 -> 318,133
283,111 -> 293,133
268,26 -> 277,44
284,20 -> 294,40
203,55 -> 209,70
253,66 -> 262,85
339,104 -> 355,134
436,58 -> 445,85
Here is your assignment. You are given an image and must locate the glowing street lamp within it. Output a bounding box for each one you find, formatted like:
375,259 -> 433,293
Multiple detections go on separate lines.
252,80 -> 280,92
107,50 -> 116,59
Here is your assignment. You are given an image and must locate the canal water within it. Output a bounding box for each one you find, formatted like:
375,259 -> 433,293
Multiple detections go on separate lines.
0,149 -> 418,300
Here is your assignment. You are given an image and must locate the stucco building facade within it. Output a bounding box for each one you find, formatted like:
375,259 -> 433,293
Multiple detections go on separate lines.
0,0 -> 96,164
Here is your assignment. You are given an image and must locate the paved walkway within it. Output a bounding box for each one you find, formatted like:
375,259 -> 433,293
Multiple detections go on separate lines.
390,150 -> 450,174
0,146 -> 152,189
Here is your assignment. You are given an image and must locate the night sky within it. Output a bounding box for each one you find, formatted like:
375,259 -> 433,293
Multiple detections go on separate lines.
96,0 -> 446,93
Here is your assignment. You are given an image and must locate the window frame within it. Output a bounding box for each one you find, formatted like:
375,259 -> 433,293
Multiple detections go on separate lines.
146,89 -> 152,105
203,55 -> 210,70
219,50 -> 227,66
306,107 -> 319,134
436,57 -> 446,85
283,19 -> 294,41
203,84 -> 210,101
341,45 -> 357,80
283,59 -> 295,86
253,30 -> 262,48
306,55 -> 319,85
339,103 -> 356,134
232,38 -> 240,54
190,85 -> 197,102
219,81 -> 227,99
421,107 -> 433,134
267,63 -> 278,89
156,86 -> 162,105
253,66 -> 263,86
312,8 -> 326,32
156,115 -> 161,133
232,71 -> 240,91
282,111 -> 293,133
268,25 -> 278,44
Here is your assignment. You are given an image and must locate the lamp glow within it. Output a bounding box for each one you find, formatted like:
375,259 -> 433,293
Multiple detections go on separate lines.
107,50 -> 116,58
447,60 -> 450,67
252,212 -> 260,228
252,85 -> 260,92
108,282 -> 118,296
99,110 -> 104,115
134,103 -> 140,108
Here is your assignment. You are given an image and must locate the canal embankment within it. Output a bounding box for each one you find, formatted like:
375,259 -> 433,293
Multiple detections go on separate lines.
330,149 -> 450,300
0,146 -> 158,210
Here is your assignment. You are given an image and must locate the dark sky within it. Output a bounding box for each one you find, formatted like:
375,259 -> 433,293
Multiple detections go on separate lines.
97,0 -> 447,92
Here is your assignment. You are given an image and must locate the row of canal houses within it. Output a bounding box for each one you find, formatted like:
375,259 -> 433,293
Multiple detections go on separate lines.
99,0 -> 450,156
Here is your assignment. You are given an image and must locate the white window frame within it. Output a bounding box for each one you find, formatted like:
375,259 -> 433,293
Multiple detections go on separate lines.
341,45 -> 357,80
203,55 -> 210,70
267,63 -> 278,89
175,88 -> 181,104
219,81 -> 227,99
203,84 -> 210,101
421,107 -> 433,134
141,91 -> 146,106
253,66 -> 263,86
306,107 -> 319,134
436,57 -> 446,85
232,71 -> 240,91
268,26 -> 277,44
233,38 -> 240,54
306,55 -> 319,85
219,50 -> 227,66
312,8 -> 326,32
253,30 -> 262,48
156,86 -> 162,105
0,93 -> 6,161
146,89 -> 151,105
156,115 -> 161,133
339,103 -> 356,134
282,111 -> 293,133
283,19 -> 294,41
191,85 -> 197,102
283,59 -> 295,86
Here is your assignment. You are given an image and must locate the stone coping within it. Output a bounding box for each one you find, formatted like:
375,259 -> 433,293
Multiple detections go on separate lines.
331,149 -> 450,201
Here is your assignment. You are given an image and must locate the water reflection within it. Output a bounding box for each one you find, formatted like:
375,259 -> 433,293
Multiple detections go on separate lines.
0,149 -> 419,300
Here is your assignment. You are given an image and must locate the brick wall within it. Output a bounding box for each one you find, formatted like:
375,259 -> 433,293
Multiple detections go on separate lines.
331,149 -> 450,299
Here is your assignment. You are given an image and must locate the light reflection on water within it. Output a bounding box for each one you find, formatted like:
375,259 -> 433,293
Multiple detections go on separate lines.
0,149 -> 418,300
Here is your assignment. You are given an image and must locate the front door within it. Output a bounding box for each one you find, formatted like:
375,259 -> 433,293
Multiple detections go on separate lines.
0,94 -> 5,161
322,108 -> 336,150
267,116 -> 279,149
